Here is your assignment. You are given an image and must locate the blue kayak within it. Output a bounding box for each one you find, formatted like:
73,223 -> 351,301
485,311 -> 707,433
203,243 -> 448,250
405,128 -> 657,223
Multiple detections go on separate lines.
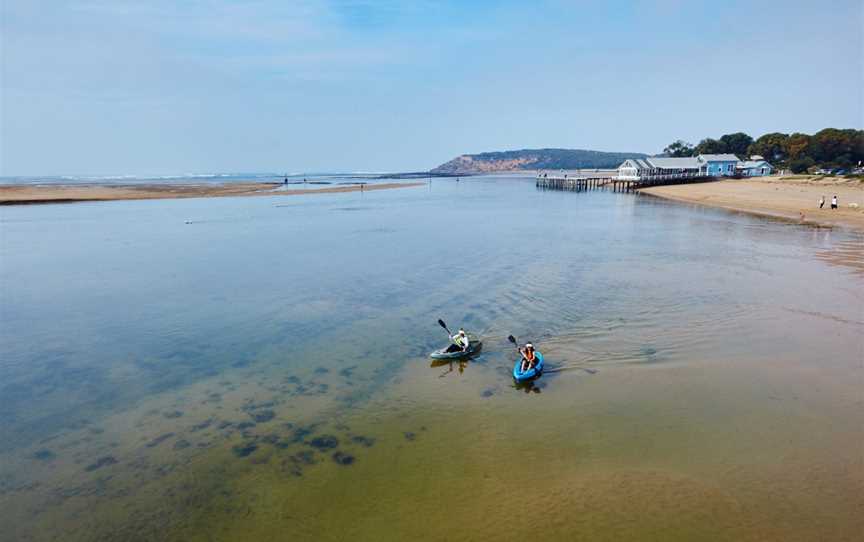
513,351 -> 544,382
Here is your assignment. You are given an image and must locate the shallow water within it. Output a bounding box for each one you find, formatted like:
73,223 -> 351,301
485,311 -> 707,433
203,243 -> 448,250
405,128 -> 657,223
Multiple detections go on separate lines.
1,176 -> 862,541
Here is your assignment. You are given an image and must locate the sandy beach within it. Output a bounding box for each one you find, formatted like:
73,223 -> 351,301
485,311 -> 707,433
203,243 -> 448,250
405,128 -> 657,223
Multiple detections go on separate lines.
0,181 -> 423,205
640,176 -> 864,231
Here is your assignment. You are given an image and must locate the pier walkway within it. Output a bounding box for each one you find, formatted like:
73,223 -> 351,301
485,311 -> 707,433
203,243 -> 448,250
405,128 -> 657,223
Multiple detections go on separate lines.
536,173 -> 711,192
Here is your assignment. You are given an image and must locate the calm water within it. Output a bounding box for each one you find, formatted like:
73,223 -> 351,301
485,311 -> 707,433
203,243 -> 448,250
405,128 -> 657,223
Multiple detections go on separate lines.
1,176 -> 862,541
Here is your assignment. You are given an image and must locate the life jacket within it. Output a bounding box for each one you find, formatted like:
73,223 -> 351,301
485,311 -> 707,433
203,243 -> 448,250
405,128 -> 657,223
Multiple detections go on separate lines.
524,348 -> 536,362
454,333 -> 469,347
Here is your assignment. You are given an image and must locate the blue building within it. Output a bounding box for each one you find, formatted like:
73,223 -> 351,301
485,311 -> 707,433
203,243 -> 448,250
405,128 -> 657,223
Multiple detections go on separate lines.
736,156 -> 774,177
696,154 -> 739,176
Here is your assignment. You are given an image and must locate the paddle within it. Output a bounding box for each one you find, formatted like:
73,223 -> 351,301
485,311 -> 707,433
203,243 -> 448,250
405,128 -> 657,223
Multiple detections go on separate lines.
438,319 -> 452,337
509,335 -> 527,374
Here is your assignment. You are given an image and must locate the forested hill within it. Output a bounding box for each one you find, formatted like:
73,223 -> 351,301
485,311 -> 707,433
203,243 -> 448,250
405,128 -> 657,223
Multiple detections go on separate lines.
431,148 -> 648,174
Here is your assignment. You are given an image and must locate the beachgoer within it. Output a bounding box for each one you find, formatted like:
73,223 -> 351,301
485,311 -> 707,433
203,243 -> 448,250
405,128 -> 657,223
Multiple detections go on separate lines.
519,343 -> 537,373
831,195 -> 838,209
819,195 -> 825,209
451,328 -> 470,352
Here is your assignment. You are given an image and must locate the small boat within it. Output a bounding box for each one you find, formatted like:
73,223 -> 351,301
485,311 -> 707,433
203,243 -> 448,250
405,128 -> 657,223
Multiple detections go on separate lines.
513,351 -> 544,382
429,335 -> 482,360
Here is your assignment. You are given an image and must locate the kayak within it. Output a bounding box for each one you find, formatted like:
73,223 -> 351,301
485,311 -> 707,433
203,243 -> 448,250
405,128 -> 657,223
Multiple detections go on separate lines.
513,351 -> 544,382
429,335 -> 482,360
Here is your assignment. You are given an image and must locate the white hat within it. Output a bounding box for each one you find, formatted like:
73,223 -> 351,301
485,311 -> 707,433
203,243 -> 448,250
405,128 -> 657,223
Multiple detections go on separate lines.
526,343 -> 533,348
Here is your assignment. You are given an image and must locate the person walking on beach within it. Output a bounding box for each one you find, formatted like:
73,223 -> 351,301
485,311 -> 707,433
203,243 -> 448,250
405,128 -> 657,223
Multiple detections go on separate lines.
819,195 -> 825,209
831,195 -> 838,210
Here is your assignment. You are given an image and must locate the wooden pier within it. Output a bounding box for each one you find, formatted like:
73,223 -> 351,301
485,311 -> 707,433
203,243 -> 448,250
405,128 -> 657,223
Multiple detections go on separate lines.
536,173 -> 711,192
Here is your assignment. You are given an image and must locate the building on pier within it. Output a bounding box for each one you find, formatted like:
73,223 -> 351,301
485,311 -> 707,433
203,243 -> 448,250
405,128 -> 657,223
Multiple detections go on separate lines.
617,154 -> 746,181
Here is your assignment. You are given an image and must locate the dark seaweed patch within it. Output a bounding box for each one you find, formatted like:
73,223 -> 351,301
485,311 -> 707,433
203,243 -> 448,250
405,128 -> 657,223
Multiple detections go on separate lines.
285,376 -> 301,384
145,433 -> 175,448
217,420 -> 233,430
33,449 -> 56,461
338,366 -> 357,378
481,388 -> 495,398
85,456 -> 117,472
259,434 -> 280,445
308,435 -> 339,450
292,450 -> 317,465
250,410 -> 275,424
236,421 -> 255,430
403,432 -> 416,441
190,419 -> 213,432
289,425 -> 317,443
314,367 -> 330,374
332,451 -> 354,465
316,383 -> 329,394
232,443 -> 258,458
243,400 -> 276,411
173,439 -> 191,451
350,435 -> 375,447
640,345 -> 660,362
163,410 -> 184,419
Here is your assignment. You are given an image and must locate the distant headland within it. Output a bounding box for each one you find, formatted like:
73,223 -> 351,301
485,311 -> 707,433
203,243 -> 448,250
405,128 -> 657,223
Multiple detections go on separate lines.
431,148 -> 648,175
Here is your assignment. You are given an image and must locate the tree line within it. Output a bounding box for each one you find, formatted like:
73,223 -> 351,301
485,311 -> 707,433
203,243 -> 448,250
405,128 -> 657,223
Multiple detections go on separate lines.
662,128 -> 863,173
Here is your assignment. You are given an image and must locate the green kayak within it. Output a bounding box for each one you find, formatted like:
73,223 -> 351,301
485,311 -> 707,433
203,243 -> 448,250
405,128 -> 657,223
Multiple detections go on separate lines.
429,335 -> 482,360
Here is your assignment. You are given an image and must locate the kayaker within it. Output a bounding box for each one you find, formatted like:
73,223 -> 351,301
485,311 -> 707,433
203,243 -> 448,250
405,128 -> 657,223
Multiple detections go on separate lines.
451,328 -> 470,352
520,343 -> 537,373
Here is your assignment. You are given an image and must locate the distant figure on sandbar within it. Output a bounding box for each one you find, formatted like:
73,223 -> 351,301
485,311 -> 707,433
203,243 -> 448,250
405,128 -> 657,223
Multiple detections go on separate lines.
831,195 -> 838,210
819,195 -> 825,208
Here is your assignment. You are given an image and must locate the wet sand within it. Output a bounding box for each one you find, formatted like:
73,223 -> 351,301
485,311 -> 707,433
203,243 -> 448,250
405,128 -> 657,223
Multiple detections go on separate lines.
0,182 -> 423,205
640,176 -> 864,231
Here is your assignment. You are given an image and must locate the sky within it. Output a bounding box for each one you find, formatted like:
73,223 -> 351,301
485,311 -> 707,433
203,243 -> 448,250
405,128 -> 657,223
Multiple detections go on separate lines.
1,0 -> 862,176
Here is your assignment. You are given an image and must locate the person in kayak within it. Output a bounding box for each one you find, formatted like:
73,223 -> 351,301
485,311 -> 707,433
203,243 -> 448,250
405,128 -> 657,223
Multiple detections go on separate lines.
451,328 -> 470,352
519,343 -> 537,373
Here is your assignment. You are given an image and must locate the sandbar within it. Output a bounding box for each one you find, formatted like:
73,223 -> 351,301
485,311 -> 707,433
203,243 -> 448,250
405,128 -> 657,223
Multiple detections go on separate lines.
0,181 -> 423,205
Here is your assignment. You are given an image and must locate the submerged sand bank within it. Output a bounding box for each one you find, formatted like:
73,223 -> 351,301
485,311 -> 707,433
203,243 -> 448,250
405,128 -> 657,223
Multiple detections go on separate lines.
640,176 -> 864,231
0,181 -> 423,205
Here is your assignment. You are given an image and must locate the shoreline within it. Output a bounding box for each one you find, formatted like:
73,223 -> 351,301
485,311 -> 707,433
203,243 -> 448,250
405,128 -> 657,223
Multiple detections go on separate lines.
639,176 -> 864,231
0,181 -> 424,206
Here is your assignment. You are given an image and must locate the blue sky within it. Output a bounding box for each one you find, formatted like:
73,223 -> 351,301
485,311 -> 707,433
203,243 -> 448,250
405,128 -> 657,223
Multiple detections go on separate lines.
2,0 -> 861,175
